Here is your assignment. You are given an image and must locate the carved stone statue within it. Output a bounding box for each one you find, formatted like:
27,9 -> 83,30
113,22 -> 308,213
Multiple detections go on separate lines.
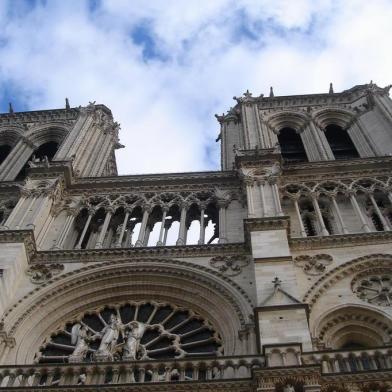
95,314 -> 122,360
283,384 -> 295,392
123,321 -> 146,360
69,324 -> 91,362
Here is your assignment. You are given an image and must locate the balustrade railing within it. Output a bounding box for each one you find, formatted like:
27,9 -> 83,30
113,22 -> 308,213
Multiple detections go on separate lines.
302,346 -> 392,374
0,355 -> 264,388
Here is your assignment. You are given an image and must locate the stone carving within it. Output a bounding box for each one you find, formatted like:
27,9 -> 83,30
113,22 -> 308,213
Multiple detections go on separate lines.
210,255 -> 249,276
38,301 -> 223,363
26,263 -> 64,284
294,254 -> 333,276
94,314 -> 122,361
123,321 -> 146,360
352,272 -> 392,307
69,324 -> 94,363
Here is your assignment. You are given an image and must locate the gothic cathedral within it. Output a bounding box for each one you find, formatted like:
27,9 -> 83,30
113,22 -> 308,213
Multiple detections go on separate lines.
0,83 -> 391,391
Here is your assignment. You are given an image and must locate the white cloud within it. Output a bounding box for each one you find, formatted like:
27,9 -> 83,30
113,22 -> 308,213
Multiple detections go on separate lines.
0,0 -> 391,174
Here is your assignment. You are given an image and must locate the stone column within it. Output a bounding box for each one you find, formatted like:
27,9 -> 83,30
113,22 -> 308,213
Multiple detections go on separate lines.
75,209 -> 94,249
271,180 -> 284,216
115,210 -> 130,248
52,212 -> 76,249
330,195 -> 349,234
135,207 -> 150,247
245,177 -> 255,217
176,203 -> 188,246
2,194 -> 28,229
15,197 -> 36,229
156,207 -> 168,246
0,138 -> 36,181
311,193 -> 329,236
293,197 -> 307,237
163,220 -> 172,246
310,120 -> 333,160
349,192 -> 371,232
95,208 -> 113,249
257,180 -> 266,217
369,194 -> 390,230
218,200 -> 228,244
198,205 -> 206,245
143,224 -> 152,246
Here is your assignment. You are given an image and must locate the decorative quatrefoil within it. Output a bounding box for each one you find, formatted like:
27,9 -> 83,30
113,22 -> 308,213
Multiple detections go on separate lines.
293,254 -> 333,276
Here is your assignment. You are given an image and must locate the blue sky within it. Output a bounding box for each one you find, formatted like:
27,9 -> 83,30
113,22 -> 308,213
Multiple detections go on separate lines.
0,0 -> 391,174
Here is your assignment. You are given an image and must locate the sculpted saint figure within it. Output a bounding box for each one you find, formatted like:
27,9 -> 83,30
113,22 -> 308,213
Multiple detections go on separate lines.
123,321 -> 146,360
96,314 -> 122,357
283,384 -> 295,392
70,324 -> 91,361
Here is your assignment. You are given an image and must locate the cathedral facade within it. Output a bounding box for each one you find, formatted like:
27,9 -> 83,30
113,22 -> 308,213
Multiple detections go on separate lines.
0,83 -> 391,391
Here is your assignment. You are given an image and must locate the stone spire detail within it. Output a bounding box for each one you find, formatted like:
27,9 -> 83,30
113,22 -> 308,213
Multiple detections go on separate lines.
65,98 -> 70,110
269,87 -> 274,97
329,83 -> 334,94
8,102 -> 13,114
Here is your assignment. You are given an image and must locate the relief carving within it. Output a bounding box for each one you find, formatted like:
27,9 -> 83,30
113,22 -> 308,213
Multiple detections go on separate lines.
294,254 -> 333,276
26,263 -> 64,284
210,255 -> 250,276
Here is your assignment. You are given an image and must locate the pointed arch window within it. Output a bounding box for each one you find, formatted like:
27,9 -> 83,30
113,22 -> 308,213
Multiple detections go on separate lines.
324,124 -> 359,160
277,127 -> 307,163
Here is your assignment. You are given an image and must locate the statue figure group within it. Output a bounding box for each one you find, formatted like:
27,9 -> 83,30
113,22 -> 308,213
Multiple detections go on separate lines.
69,314 -> 146,362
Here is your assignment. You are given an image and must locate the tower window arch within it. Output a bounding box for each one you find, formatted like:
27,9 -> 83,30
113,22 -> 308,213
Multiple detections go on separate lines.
277,127 -> 307,163
0,145 -> 12,165
324,124 -> 359,160
34,141 -> 59,161
15,141 -> 60,181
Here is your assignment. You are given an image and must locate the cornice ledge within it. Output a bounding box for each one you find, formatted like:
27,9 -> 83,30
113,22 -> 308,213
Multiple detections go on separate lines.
290,231 -> 392,250
14,380 -> 253,391
27,160 -> 74,182
72,170 -> 239,187
0,229 -> 36,263
322,369 -> 392,382
244,216 -> 291,241
283,156 -> 392,173
253,364 -> 320,378
0,108 -> 79,124
34,242 -> 249,263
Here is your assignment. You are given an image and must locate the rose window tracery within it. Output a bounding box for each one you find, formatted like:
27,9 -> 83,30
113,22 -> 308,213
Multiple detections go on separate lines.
352,272 -> 392,307
36,301 -> 223,363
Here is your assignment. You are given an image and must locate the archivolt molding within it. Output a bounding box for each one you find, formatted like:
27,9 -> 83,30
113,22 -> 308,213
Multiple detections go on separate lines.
311,106 -> 356,130
2,258 -> 254,363
303,254 -> 392,309
312,305 -> 392,349
264,109 -> 310,134
0,125 -> 24,146
25,122 -> 70,146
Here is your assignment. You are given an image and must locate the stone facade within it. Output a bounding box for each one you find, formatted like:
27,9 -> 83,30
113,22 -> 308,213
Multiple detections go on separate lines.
0,83 -> 390,390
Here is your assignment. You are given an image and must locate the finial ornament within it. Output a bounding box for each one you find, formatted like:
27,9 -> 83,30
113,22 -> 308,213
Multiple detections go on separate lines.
8,102 -> 13,114
65,98 -> 70,109
329,83 -> 334,94
272,276 -> 282,287
269,87 -> 274,97
243,89 -> 252,98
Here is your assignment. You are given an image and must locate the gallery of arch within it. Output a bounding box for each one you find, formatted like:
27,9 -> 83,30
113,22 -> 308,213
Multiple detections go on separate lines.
0,82 -> 391,391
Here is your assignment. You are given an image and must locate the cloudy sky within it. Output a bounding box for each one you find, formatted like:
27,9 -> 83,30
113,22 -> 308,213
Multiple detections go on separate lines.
0,0 -> 391,175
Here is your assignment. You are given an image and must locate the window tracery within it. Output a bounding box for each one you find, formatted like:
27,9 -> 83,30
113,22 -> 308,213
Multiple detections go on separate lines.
37,301 -> 223,364
58,190 -> 232,250
352,271 -> 392,307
